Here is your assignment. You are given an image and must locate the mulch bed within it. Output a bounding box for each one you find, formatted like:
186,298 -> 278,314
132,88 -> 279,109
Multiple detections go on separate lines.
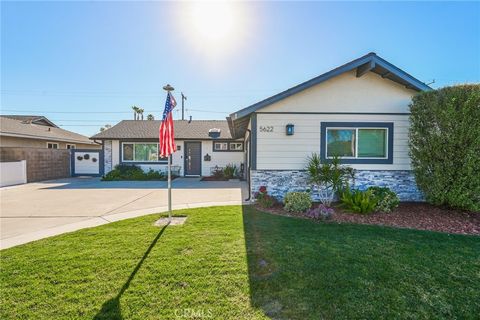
200,176 -> 228,181
255,202 -> 480,236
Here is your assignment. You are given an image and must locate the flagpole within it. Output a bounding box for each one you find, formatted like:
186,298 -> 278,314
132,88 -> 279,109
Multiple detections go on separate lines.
163,84 -> 175,223
168,154 -> 172,222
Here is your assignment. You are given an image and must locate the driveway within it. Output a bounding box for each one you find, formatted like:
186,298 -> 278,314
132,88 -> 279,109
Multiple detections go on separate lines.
0,177 -> 248,249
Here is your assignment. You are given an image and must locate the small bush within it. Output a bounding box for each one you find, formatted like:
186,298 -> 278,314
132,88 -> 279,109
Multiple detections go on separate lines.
102,164 -> 166,181
340,187 -> 377,214
254,186 -> 276,208
212,168 -> 224,179
305,204 -> 334,221
223,164 -> 237,179
409,85 -> 480,211
368,186 -> 399,213
284,192 -> 312,213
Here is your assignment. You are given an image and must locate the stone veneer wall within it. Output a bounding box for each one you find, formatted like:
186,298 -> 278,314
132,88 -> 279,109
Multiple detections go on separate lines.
104,140 -> 112,174
251,170 -> 424,202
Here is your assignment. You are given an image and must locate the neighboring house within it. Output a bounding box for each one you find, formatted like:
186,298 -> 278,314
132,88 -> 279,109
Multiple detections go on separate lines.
228,52 -> 431,201
90,120 -> 245,177
0,115 -> 100,149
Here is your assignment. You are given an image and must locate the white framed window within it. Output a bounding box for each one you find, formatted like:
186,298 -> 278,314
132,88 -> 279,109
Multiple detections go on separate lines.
213,142 -> 228,151
326,127 -> 388,159
66,144 -> 76,149
229,142 -> 243,151
121,142 -> 167,163
47,142 -> 59,149
213,141 -> 243,152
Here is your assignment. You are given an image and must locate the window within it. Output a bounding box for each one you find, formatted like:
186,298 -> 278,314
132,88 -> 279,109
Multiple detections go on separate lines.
229,142 -> 243,151
212,141 -> 244,152
47,142 -> 59,149
213,142 -> 228,151
66,144 -> 76,149
122,142 -> 167,162
321,122 -> 393,164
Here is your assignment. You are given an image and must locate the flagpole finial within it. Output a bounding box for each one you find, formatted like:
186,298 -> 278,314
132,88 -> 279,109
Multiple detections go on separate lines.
163,84 -> 175,92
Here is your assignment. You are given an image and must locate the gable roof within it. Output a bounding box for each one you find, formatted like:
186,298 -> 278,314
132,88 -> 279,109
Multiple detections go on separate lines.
229,52 -> 431,122
0,115 -> 96,145
1,115 -> 58,127
90,120 -> 236,140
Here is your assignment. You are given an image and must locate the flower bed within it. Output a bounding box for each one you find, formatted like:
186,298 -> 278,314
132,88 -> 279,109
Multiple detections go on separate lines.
254,202 -> 480,236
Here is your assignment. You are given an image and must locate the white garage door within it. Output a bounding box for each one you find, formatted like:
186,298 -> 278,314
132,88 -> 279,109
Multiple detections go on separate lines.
73,151 -> 100,175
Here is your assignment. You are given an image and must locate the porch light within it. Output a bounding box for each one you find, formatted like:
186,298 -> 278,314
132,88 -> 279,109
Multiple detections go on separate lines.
286,123 -> 294,135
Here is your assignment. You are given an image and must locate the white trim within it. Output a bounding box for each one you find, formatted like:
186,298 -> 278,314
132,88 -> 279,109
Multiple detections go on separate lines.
46,142 -> 59,149
325,127 -> 388,160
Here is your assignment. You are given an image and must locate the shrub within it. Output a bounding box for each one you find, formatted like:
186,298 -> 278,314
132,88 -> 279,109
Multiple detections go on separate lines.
368,186 -> 399,213
339,187 -> 377,214
284,192 -> 312,213
254,186 -> 276,208
212,167 -> 224,179
306,153 -> 354,196
102,164 -> 166,181
305,204 -> 334,221
223,164 -> 237,179
409,85 -> 480,211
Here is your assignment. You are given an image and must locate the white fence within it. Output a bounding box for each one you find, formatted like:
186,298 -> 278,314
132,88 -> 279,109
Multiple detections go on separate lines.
0,160 -> 27,187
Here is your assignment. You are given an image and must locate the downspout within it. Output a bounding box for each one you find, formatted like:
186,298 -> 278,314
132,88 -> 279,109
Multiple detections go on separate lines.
244,129 -> 252,201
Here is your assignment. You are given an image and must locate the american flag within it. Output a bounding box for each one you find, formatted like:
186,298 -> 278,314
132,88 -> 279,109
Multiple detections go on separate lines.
159,92 -> 177,157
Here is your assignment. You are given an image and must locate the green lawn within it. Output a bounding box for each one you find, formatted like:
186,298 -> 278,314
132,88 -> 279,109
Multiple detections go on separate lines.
1,206 -> 479,319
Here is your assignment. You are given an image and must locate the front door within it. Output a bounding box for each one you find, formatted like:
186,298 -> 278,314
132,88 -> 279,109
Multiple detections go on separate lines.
184,142 -> 201,176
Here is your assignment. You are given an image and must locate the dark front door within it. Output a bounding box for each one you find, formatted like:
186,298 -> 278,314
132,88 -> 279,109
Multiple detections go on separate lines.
184,142 -> 201,176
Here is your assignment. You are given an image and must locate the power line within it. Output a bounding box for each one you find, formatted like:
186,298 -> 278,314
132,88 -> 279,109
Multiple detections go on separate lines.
1,108 -> 228,114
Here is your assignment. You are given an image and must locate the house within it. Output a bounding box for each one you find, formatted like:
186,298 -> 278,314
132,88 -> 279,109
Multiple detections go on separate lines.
0,115 -> 100,149
90,120 -> 245,176
90,53 -> 428,201
228,52 -> 431,201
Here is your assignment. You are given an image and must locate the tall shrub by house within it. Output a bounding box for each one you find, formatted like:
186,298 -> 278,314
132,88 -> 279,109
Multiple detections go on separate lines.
409,84 -> 480,211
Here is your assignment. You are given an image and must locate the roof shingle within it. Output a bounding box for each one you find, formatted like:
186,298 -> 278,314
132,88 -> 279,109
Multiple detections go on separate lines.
90,120 -> 234,140
0,115 -> 96,144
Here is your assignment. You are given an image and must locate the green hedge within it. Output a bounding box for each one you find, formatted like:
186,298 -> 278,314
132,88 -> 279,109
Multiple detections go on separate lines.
409,85 -> 480,212
102,164 -> 168,181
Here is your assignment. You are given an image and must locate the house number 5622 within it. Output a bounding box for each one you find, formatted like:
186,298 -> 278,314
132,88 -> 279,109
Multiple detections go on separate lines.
260,126 -> 273,132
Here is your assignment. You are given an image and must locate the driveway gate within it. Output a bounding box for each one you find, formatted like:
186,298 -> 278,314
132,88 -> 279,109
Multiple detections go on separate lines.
71,149 -> 103,177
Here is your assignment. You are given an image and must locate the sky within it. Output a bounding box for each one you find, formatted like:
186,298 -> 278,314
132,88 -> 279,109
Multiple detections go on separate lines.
1,1 -> 479,136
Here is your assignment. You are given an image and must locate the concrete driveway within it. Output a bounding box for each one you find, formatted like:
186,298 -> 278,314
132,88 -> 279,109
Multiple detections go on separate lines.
0,177 -> 248,249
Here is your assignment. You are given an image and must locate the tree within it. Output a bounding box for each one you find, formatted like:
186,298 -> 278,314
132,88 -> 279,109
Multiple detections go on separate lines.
409,84 -> 480,211
99,124 -> 112,132
147,114 -> 154,120
132,106 -> 139,120
137,108 -> 144,120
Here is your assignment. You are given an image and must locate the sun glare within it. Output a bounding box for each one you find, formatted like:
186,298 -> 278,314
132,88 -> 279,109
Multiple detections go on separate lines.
188,2 -> 237,43
179,2 -> 248,61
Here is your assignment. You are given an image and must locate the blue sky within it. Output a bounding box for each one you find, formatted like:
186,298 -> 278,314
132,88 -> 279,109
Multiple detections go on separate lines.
1,1 -> 479,136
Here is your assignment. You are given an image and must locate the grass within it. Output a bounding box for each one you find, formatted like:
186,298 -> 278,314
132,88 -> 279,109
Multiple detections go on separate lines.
1,206 -> 479,319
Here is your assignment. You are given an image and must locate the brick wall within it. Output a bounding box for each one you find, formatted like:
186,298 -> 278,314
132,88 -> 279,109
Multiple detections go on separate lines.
0,147 -> 71,182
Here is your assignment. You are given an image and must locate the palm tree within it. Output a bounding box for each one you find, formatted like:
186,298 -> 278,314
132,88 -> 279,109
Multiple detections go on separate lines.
137,108 -> 144,120
147,114 -> 154,120
132,106 -> 139,120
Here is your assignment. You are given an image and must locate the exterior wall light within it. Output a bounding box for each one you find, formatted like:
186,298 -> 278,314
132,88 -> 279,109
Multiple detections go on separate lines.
286,124 -> 294,136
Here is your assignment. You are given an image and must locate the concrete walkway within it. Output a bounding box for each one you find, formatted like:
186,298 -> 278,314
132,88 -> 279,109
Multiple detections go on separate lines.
0,177 -> 248,249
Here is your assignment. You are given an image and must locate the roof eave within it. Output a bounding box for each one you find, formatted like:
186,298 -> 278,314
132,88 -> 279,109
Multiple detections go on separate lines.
230,53 -> 431,121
